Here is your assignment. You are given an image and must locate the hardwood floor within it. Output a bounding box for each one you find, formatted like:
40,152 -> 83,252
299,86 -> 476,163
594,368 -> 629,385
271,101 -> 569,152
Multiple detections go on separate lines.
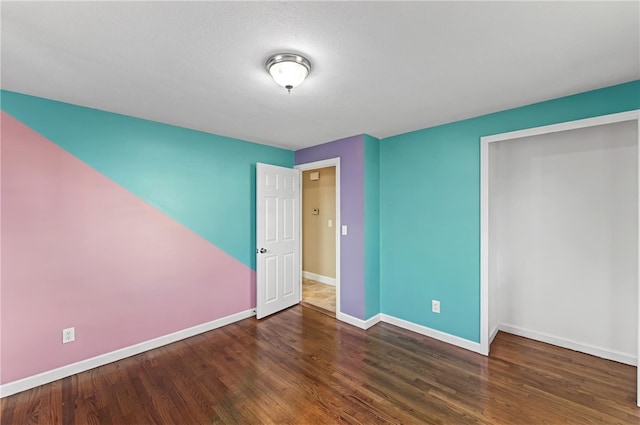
302,278 -> 336,314
2,305 -> 639,424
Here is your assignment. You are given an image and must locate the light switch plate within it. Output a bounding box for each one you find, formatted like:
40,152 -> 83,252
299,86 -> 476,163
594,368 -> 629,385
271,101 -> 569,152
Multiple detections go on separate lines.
341,225 -> 348,235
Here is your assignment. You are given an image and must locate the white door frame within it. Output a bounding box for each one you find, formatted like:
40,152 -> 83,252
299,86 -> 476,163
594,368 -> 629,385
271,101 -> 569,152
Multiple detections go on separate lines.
295,157 -> 341,317
479,109 -> 640,405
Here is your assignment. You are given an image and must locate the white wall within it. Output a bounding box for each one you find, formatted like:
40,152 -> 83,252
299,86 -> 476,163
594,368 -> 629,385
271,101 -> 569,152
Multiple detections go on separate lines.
489,120 -> 638,364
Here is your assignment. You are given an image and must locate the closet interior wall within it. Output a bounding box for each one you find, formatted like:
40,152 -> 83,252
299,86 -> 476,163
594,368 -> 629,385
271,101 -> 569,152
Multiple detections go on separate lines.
489,120 -> 638,364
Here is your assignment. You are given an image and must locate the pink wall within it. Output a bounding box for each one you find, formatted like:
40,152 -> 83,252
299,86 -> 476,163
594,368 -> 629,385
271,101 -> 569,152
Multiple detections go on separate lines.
1,112 -> 255,383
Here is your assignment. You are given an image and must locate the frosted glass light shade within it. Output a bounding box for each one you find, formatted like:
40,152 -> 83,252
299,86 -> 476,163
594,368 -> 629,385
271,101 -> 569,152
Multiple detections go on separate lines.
266,54 -> 311,92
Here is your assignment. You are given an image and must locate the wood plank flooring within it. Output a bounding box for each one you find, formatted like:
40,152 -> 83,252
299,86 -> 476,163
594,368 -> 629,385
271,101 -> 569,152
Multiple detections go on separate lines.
2,305 -> 639,424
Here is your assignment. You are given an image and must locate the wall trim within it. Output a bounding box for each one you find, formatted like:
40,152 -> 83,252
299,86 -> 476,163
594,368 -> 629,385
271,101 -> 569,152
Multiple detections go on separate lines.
380,314 -> 483,354
499,323 -> 636,366
337,312 -> 484,355
637,115 -> 640,406
338,312 -> 381,330
489,324 -> 500,344
302,271 -> 336,286
482,110 -> 640,144
0,308 -> 256,398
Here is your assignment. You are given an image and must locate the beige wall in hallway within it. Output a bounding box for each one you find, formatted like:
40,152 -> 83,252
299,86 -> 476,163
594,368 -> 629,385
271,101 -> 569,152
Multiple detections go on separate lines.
302,166 -> 336,278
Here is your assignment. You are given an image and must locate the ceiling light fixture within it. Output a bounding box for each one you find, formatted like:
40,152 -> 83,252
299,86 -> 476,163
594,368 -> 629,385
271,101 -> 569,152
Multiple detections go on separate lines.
266,53 -> 311,94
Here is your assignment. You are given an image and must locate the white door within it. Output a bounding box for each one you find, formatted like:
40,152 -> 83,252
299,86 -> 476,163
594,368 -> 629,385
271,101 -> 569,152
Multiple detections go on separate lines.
256,163 -> 301,319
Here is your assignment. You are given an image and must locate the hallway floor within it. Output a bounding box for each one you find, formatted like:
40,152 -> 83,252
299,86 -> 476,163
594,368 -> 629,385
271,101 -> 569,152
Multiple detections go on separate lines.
302,278 -> 336,313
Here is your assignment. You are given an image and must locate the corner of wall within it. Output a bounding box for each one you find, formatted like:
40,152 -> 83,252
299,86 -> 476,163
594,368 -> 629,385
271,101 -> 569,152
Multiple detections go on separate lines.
364,135 -> 381,318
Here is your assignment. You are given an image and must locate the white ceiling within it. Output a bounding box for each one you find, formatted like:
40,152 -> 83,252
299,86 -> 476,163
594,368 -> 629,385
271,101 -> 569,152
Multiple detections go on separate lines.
2,1 -> 638,150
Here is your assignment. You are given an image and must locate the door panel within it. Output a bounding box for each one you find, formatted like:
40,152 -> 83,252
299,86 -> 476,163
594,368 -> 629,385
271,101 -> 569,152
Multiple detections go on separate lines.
256,163 -> 300,319
284,198 -> 294,240
265,255 -> 278,302
265,196 -> 278,242
283,252 -> 295,296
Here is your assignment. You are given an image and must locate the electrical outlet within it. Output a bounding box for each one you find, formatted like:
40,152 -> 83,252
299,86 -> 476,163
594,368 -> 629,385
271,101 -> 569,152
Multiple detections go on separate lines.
432,300 -> 441,314
62,327 -> 75,344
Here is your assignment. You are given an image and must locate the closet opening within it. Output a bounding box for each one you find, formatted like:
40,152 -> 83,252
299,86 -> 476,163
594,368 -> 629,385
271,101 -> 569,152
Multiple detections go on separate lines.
480,110 -> 640,405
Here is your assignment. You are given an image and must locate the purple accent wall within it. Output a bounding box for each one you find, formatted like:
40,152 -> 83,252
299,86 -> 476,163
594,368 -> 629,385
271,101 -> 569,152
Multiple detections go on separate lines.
295,135 -> 365,319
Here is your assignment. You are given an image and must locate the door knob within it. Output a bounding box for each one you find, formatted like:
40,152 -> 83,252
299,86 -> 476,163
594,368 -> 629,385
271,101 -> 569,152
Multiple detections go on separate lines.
258,248 -> 267,254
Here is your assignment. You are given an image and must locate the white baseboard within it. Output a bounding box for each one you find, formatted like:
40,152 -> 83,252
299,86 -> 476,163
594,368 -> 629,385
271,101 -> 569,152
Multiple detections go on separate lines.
490,324 -> 500,344
302,271 -> 336,286
338,312 -> 381,330
0,308 -> 256,398
499,323 -> 637,366
337,312 -> 484,354
380,314 -> 483,354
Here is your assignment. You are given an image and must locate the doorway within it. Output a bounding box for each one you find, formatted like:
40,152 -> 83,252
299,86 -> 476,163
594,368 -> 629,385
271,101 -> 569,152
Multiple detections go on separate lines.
295,158 -> 341,317
480,110 -> 640,405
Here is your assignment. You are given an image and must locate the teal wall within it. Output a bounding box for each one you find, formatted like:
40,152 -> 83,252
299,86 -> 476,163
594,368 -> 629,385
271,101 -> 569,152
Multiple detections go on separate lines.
364,135 -> 381,319
1,90 -> 294,269
379,81 -> 640,342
